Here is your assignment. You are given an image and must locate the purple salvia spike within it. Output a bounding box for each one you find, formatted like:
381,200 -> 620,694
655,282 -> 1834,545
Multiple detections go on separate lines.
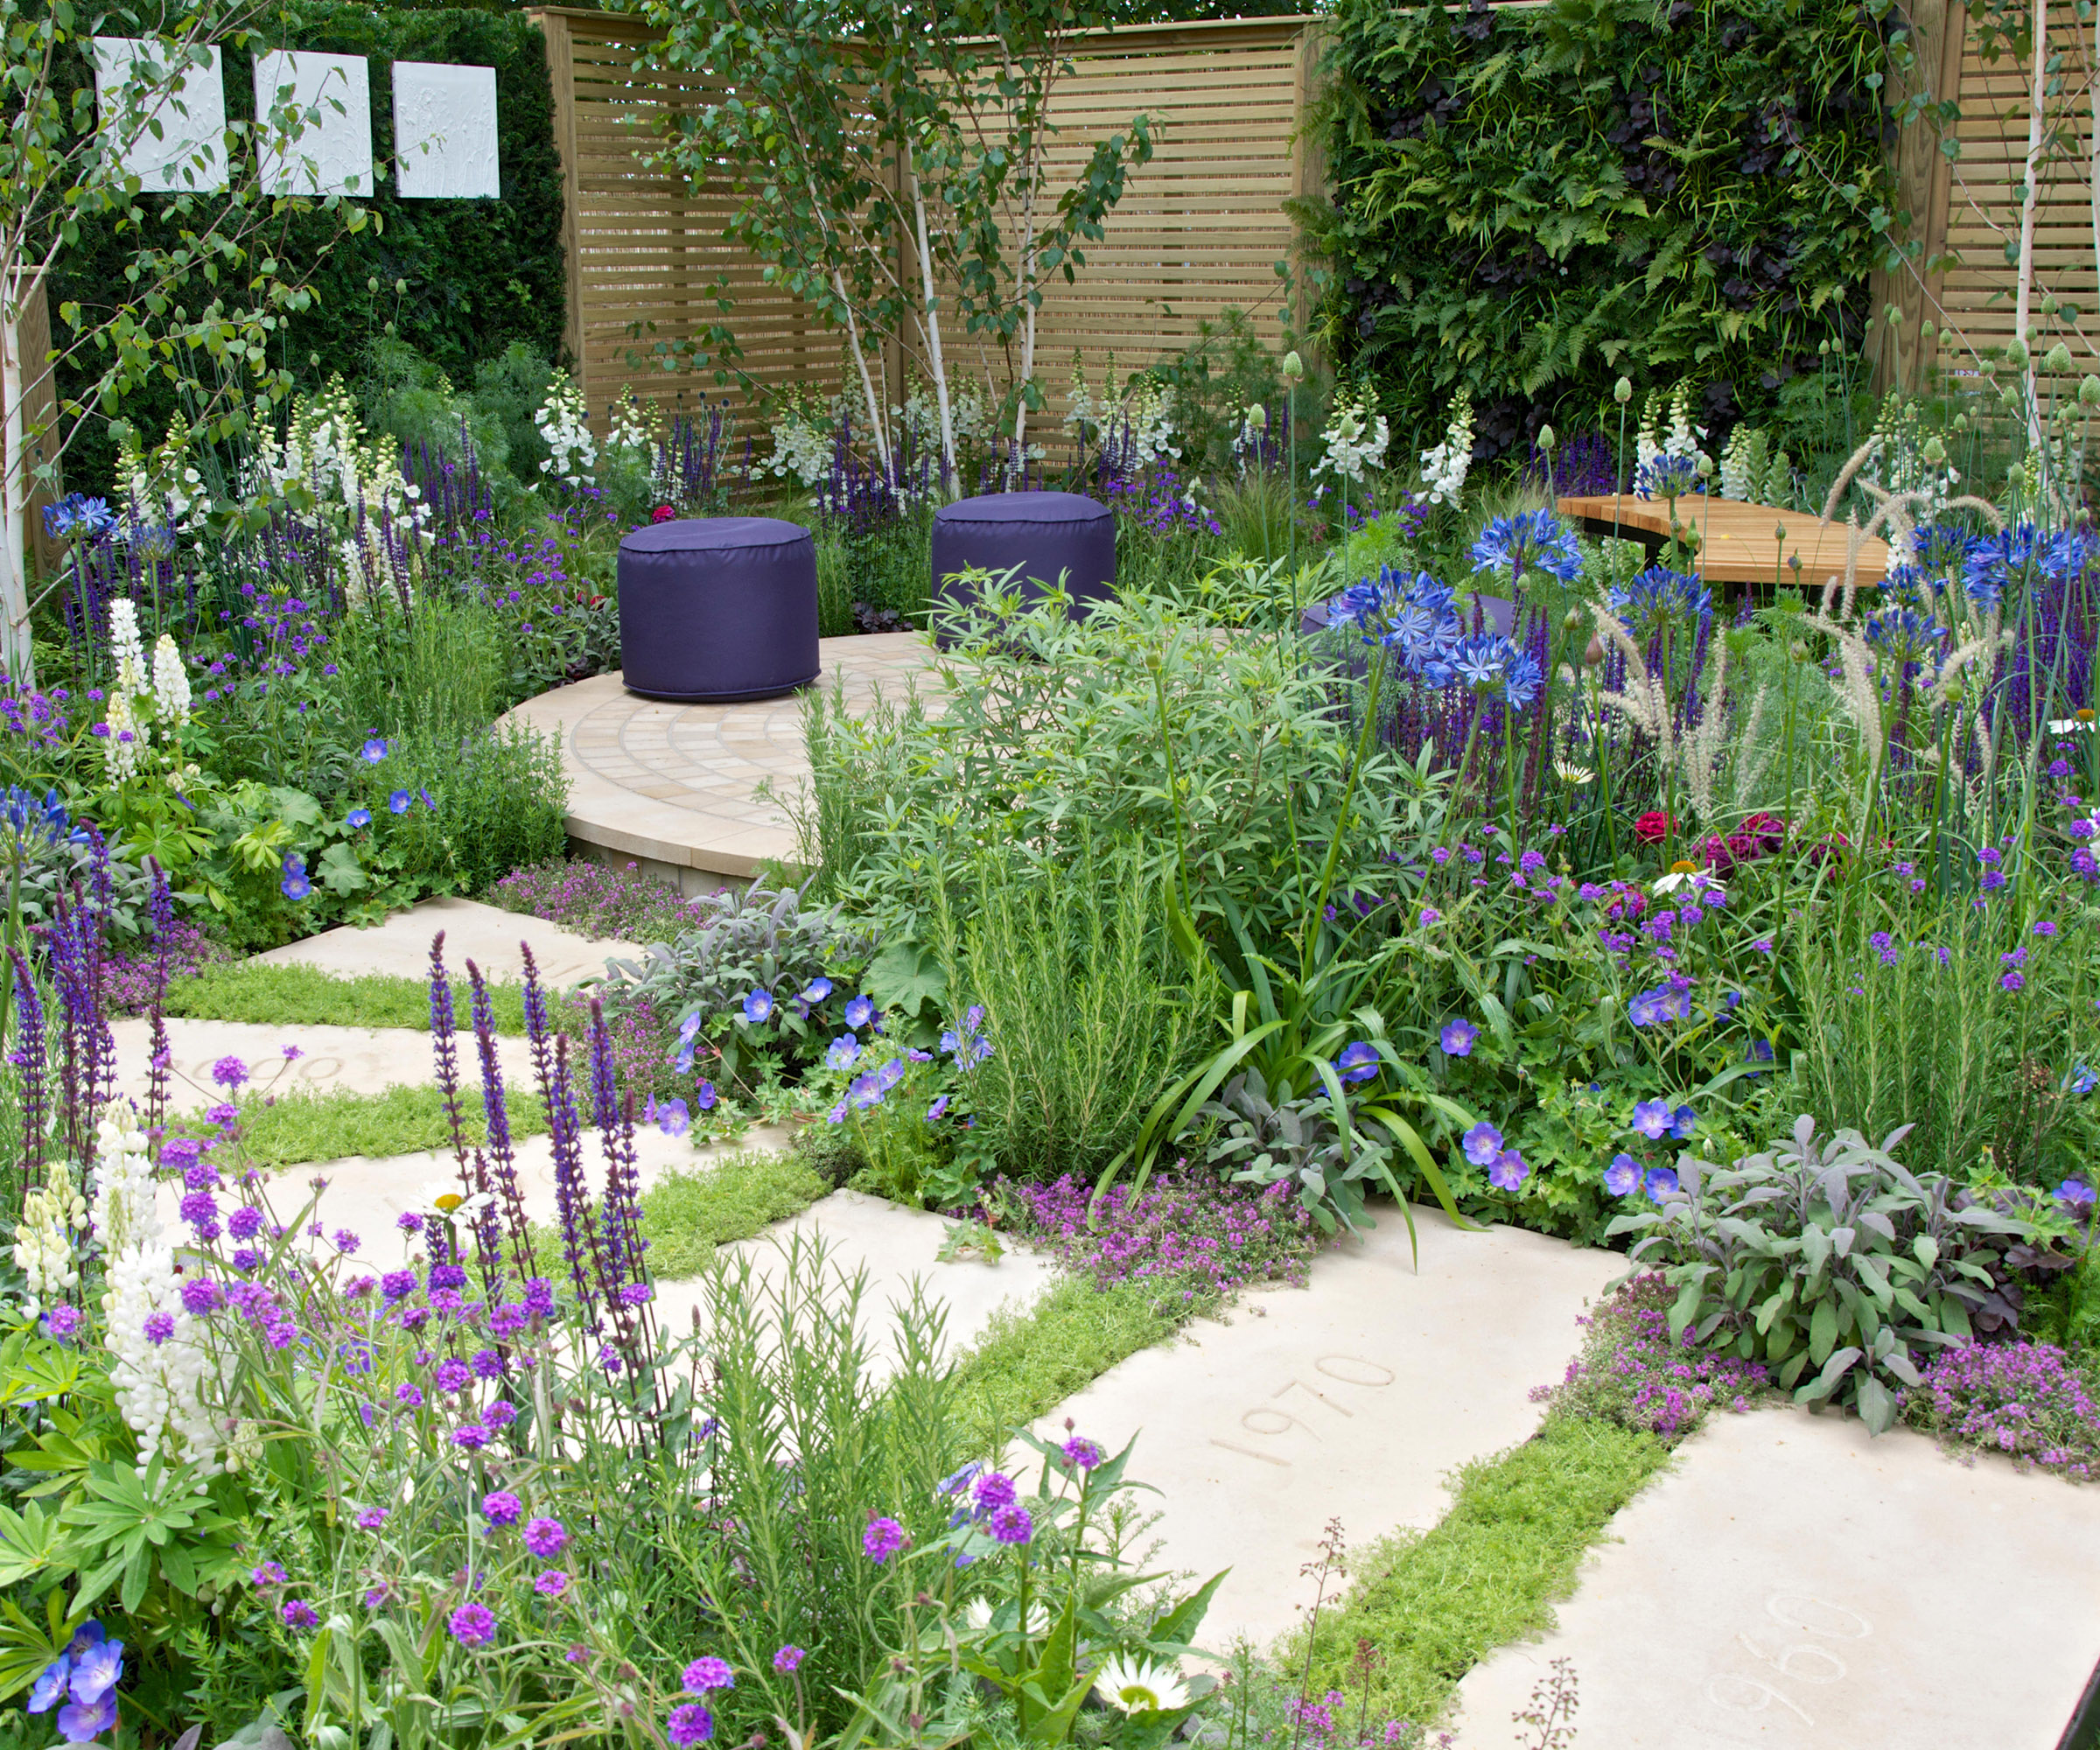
589,998 -> 643,1289
468,957 -> 532,1279
426,933 -> 472,1175
8,945 -> 47,1183
546,1032 -> 603,1325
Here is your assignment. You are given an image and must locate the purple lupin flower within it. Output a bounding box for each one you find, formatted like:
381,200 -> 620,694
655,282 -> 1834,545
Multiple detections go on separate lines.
5,944 -> 47,1180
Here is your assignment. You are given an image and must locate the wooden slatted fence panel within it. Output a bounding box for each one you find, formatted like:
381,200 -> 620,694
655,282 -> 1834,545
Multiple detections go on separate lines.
1880,4 -> 2100,398
529,8 -> 1320,440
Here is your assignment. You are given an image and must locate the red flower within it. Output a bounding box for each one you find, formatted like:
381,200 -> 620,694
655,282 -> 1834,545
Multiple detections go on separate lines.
651,504 -> 676,524
1740,812 -> 1788,845
1634,811 -> 1674,845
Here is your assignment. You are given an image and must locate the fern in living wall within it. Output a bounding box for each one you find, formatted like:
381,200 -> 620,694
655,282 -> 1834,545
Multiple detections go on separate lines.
1316,0 -> 1902,461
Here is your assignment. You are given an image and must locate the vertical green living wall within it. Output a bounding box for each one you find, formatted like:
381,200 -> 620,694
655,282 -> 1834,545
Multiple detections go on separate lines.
49,3 -> 565,490
1320,0 -> 1900,460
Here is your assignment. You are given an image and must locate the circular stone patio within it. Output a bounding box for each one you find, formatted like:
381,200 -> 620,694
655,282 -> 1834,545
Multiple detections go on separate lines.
505,631 -> 942,891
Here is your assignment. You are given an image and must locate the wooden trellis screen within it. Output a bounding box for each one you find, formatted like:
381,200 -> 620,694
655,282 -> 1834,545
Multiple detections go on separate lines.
1877,0 -> 2100,396
528,7 -> 1323,438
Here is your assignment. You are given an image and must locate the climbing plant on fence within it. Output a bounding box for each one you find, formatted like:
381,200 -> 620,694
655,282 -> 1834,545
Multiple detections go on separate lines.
1317,0 -> 1901,462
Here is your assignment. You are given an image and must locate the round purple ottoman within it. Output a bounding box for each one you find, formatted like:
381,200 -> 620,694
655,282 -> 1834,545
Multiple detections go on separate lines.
930,492 -> 1116,645
617,517 -> 818,703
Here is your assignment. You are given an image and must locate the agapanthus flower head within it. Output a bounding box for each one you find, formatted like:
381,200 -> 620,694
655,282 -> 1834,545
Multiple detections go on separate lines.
1610,566 -> 1710,637
1962,522 -> 2040,609
1633,452 -> 1703,501
1469,508 -> 1584,586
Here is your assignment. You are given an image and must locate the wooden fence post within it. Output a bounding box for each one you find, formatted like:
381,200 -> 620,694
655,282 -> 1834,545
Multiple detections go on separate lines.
15,272 -> 66,585
1872,0 -> 1967,396
535,8 -> 588,395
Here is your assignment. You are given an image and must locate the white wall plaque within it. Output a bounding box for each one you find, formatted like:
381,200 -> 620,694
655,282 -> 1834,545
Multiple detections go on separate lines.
92,38 -> 228,193
393,62 -> 500,200
254,50 -> 373,197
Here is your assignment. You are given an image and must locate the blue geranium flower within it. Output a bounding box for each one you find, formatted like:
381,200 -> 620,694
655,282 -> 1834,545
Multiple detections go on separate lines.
1643,1166 -> 1680,1203
694,1081 -> 717,1110
1488,1149 -> 1530,1192
844,993 -> 875,1030
803,976 -> 835,1004
346,807 -> 372,829
1462,1121 -> 1503,1166
388,789 -> 413,815
361,737 -> 389,763
740,989 -> 774,1026
1630,1100 -> 1671,1139
1335,1040 -> 1380,1083
28,1657 -> 70,1713
281,871 -> 312,901
1669,1104 -> 1698,1140
649,1097 -> 690,1138
1439,1018 -> 1478,1057
876,1056 -> 907,1092
1604,1153 -> 1642,1196
827,1035 -> 861,1070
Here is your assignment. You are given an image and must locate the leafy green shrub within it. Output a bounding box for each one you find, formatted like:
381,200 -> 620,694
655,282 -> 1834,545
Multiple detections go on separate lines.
601,884 -> 876,1091
1796,876 -> 2100,1188
1608,1116 -> 2062,1432
1320,0 -> 1895,457
931,837 -> 1209,1180
359,724 -> 568,898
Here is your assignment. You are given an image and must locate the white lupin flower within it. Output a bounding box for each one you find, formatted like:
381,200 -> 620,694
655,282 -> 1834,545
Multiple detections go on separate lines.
94,1103 -> 224,1475
102,690 -> 144,783
150,634 -> 191,725
109,598 -> 148,696
13,1159 -> 86,1308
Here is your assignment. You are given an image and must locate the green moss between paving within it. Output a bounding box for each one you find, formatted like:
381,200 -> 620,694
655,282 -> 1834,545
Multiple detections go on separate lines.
526,1150 -> 831,1282
162,963 -> 528,1033
1286,1413 -> 1673,1726
947,1277 -> 1188,1452
168,1082 -> 548,1169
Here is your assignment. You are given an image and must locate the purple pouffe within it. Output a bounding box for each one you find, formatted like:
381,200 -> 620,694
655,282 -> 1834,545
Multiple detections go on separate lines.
617,517 -> 818,703
930,491 -> 1116,645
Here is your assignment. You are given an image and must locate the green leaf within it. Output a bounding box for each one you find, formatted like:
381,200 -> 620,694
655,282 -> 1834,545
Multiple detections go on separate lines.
1809,1296 -> 1839,1366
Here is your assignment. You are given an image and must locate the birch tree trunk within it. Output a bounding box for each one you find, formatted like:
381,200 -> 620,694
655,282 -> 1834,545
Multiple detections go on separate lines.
0,276 -> 33,685
2015,0 -> 2048,452
907,161 -> 959,494
836,273 -> 893,476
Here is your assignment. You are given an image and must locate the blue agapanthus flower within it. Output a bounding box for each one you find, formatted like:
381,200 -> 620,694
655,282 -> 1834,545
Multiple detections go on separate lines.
1913,521 -> 1972,578
1864,606 -> 1949,675
1633,453 -> 1703,501
1610,566 -> 1711,639
1962,522 -> 2042,610
1470,509 -> 1584,587
1335,1040 -> 1380,1083
40,494 -> 116,541
1,787 -> 85,850
1604,1153 -> 1642,1196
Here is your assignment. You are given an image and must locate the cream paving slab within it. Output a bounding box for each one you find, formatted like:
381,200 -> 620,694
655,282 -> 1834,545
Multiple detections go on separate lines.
1032,1208 -> 1622,1649
1449,1406 -> 2100,1750
113,1017 -> 439,1111
506,633 -> 944,886
253,895 -> 638,988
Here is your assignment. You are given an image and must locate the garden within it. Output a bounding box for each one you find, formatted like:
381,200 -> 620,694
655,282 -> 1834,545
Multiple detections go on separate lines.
4,0 -> 2100,1745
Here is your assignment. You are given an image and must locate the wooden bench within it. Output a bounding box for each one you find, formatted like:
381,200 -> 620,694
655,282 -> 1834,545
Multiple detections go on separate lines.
1554,493 -> 1888,590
